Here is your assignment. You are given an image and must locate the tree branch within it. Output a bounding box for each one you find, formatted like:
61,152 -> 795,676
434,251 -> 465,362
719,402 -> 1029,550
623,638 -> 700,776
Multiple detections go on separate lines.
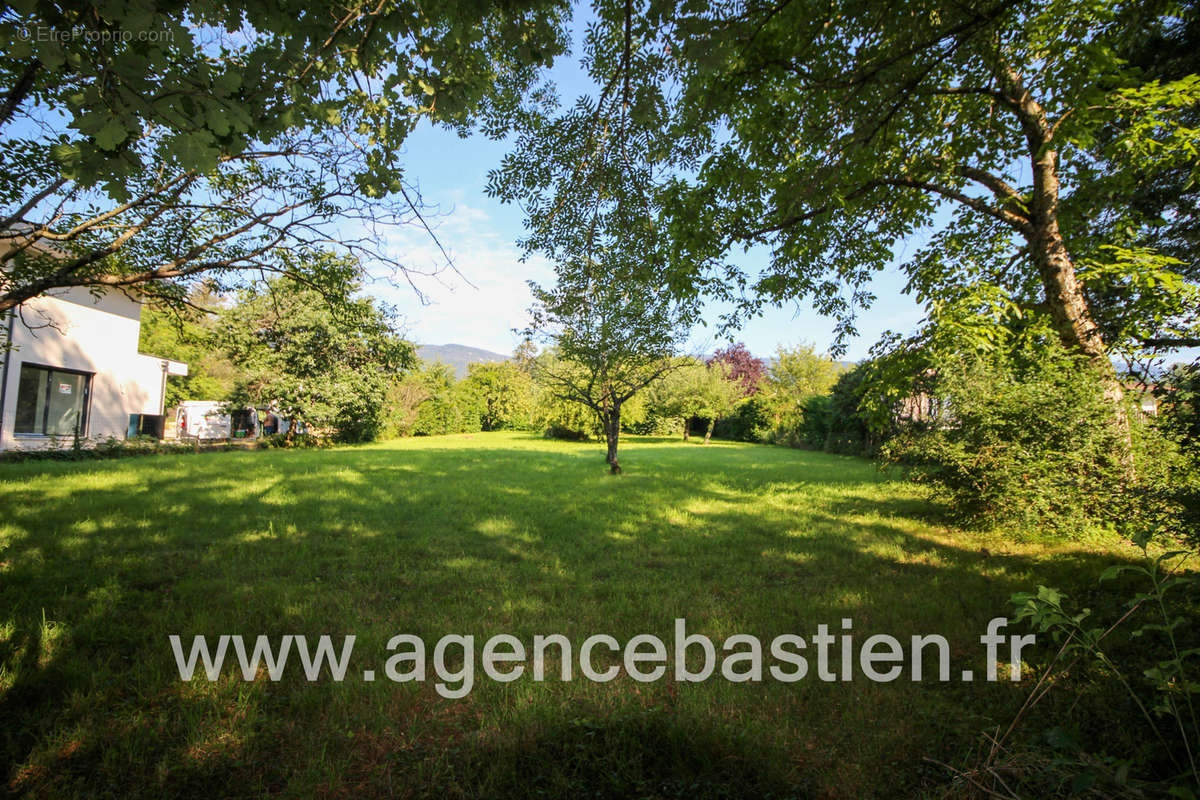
747,172 -> 1032,242
1,60 -> 41,128
1138,335 -> 1200,349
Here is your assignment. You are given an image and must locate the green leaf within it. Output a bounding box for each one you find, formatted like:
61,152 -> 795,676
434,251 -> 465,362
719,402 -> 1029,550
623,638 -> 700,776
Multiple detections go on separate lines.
205,107 -> 233,137
168,131 -> 220,173
49,141 -> 82,167
1099,564 -> 1142,582
213,71 -> 242,95
94,118 -> 129,151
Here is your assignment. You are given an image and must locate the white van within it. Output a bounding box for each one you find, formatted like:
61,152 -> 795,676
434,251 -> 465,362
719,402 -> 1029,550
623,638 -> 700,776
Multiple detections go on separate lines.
175,402 -> 258,440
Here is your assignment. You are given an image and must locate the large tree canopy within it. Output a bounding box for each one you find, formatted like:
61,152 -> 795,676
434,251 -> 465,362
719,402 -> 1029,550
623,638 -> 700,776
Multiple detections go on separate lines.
1071,0 -> 1200,361
0,0 -> 568,312
495,0 -> 1199,434
661,0 -> 1198,365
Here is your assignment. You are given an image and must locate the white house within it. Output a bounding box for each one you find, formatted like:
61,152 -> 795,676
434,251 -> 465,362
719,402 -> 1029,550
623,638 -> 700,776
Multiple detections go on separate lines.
0,286 -> 187,451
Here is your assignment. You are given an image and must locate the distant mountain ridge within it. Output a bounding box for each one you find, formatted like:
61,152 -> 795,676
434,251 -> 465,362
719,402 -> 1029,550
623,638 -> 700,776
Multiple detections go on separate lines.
416,344 -> 510,377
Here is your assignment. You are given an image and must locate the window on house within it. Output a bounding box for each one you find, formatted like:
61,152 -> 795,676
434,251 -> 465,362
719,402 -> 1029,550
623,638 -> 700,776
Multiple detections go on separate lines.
13,365 -> 91,436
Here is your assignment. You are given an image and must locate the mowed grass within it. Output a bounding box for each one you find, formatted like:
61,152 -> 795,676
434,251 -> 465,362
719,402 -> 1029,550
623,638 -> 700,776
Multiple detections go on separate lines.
0,431 -> 1147,798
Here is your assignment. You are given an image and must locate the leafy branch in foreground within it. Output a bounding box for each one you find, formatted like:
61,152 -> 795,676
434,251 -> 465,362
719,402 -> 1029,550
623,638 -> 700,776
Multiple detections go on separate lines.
1,0 -> 569,312
946,552 -> 1200,798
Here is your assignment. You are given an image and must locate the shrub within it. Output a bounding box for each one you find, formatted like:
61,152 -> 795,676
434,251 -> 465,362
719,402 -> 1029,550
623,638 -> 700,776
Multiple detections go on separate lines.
797,394 -> 833,448
879,342 -> 1197,538
462,362 -> 537,431
712,396 -> 773,442
1159,361 -> 1200,456
256,433 -> 326,449
412,396 -> 481,436
0,436 -> 232,462
532,388 -> 598,439
626,413 -> 682,436
385,363 -> 485,438
963,553 -> 1200,797
764,362 -> 880,453
820,362 -> 880,455
544,424 -> 590,441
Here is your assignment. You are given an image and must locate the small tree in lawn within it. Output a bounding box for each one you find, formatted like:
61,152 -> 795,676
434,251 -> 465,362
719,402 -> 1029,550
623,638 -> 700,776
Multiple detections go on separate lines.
525,262 -> 688,474
488,0 -> 688,472
693,361 -> 743,444
765,343 -> 845,431
648,359 -> 740,442
463,361 -> 536,431
647,359 -> 705,441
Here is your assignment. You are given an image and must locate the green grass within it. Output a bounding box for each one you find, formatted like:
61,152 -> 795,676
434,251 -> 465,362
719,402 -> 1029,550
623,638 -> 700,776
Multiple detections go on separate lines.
0,431 -> 1147,798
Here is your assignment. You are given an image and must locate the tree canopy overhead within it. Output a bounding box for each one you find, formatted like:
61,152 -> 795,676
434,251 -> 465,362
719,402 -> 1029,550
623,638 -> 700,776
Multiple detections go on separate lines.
0,0 -> 569,312
494,0 -> 1199,433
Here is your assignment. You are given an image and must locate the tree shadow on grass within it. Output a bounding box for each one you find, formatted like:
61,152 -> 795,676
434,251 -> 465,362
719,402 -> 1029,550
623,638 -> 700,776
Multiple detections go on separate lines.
445,710 -> 810,800
0,440 -> 1155,797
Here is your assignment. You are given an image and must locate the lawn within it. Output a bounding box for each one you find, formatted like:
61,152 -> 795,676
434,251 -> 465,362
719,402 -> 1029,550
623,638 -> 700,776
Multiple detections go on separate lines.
0,432 -> 1146,798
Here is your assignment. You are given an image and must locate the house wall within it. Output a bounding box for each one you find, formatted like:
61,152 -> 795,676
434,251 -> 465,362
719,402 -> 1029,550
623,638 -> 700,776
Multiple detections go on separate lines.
0,288 -> 168,451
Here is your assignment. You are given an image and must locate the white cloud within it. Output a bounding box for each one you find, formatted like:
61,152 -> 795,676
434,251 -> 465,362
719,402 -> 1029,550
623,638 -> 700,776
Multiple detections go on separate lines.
363,202 -> 554,354
355,198 -> 928,363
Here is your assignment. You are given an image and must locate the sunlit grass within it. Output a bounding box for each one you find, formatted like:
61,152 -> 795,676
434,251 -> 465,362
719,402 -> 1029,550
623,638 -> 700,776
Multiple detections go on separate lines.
0,431 -> 1146,797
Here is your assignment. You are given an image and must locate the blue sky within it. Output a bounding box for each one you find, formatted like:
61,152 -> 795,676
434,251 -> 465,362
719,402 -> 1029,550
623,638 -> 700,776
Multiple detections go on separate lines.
369,18 -> 929,362
372,122 -> 928,362
364,16 -> 1200,370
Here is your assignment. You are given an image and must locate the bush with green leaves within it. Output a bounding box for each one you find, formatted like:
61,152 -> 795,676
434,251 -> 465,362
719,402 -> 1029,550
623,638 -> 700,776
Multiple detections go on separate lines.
529,379 -> 599,440
412,392 -> 483,436
543,424 -> 591,442
461,362 -> 538,431
379,362 -> 486,438
255,433 -> 327,450
625,412 -> 682,437
815,362 -> 881,456
1160,362 -> 1200,456
795,394 -> 834,449
0,436 -> 233,463
712,396 -> 773,443
879,340 -> 1195,538
960,552 -> 1200,797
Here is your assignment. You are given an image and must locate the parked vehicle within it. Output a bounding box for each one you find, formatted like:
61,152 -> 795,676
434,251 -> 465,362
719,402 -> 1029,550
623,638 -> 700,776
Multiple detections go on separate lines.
174,402 -> 258,440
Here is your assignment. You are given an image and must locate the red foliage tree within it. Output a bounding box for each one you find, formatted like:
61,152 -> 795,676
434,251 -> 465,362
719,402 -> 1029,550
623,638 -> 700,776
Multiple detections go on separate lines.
708,342 -> 767,396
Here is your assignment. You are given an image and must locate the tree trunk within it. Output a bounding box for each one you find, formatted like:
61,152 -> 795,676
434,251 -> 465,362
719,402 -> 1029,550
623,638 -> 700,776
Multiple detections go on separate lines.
604,406 -> 622,474
682,419 -> 689,441
1022,137 -> 1132,457
1,60 -> 41,129
703,417 -> 714,444
1030,227 -> 1134,473
1029,222 -> 1124,387
998,62 -> 1134,467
